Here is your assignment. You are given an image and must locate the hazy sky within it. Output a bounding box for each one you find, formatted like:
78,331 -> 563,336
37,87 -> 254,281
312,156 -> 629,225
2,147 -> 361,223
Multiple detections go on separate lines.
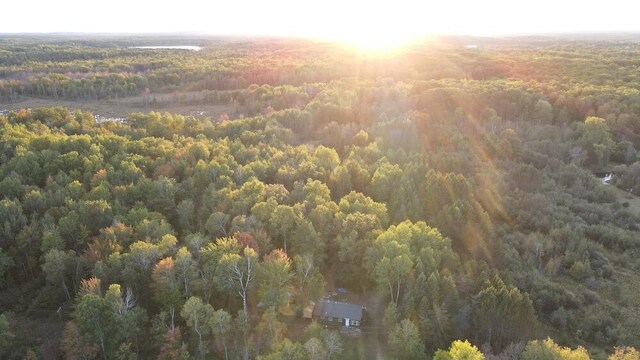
3,0 -> 640,38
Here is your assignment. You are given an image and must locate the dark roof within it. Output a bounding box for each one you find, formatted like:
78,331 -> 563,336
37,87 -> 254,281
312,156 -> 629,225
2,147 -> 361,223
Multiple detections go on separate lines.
313,299 -> 363,321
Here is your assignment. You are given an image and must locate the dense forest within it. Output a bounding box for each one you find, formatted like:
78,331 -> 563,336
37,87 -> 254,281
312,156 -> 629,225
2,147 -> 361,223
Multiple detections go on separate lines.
2,34 -> 640,359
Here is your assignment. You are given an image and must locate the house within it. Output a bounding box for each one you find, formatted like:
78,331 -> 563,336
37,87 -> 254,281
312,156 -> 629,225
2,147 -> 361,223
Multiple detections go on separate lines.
312,299 -> 363,327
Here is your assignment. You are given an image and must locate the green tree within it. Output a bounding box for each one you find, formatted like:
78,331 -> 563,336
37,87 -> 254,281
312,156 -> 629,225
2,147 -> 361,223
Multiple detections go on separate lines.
152,257 -> 183,329
258,249 -> 294,309
609,347 -> 640,360
255,307 -> 287,355
206,212 -> 231,238
258,339 -> 306,360
576,116 -> 614,167
0,199 -> 28,248
0,249 -> 14,289
322,331 -> 343,360
293,254 -> 325,307
181,296 -> 214,360
42,249 -> 76,301
210,309 -> 232,360
371,162 -> 402,205
521,338 -> 590,360
532,99 -> 553,124
0,313 -> 15,360
472,275 -> 536,350
388,319 -> 426,360
216,247 -> 257,314
177,199 -> 195,234
269,205 -> 297,254
373,255 -> 413,304
433,340 -> 484,360
304,337 -> 327,360
329,165 -> 352,199
174,247 -> 198,299
75,284 -> 146,360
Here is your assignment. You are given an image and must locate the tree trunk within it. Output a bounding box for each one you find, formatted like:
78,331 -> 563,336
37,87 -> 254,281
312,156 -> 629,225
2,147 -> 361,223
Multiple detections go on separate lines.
241,310 -> 249,360
283,234 -> 287,254
169,306 -> 175,330
195,324 -> 204,360
100,337 -> 107,360
241,290 -> 247,315
388,281 -> 395,303
62,278 -> 71,301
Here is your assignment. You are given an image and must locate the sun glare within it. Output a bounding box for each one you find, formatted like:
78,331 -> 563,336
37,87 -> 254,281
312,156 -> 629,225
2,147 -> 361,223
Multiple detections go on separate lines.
304,2 -> 426,53
341,32 -> 416,52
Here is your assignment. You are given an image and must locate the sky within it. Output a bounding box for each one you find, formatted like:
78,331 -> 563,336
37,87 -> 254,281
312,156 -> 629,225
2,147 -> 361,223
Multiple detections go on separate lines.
3,0 -> 640,39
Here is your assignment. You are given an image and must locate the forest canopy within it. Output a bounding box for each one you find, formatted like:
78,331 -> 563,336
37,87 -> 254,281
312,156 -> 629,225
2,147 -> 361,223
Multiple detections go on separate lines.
1,34 -> 640,360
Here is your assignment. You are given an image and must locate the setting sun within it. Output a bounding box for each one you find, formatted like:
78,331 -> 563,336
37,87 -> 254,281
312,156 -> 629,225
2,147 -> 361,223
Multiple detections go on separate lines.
339,32 -> 416,52
305,2 -> 425,52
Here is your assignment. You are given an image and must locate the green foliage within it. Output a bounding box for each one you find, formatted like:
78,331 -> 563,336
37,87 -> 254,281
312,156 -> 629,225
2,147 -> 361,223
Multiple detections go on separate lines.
74,284 -> 147,359
210,309 -> 232,360
609,347 -> 640,360
0,249 -> 14,288
3,35 -> 640,359
434,340 -> 484,360
0,313 -> 15,358
389,319 -> 426,360
521,338 -> 590,360
472,275 -> 537,349
181,296 -> 214,359
258,338 -> 307,360
575,117 -> 615,167
258,249 -> 293,309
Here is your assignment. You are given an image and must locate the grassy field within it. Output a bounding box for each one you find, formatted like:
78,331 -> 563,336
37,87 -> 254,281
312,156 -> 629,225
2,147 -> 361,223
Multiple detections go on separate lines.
1,95 -> 235,120
341,332 -> 386,360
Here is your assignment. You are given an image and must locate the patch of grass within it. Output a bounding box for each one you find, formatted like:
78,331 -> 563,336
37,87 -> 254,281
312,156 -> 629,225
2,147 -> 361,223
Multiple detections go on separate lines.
1,95 -> 235,120
341,332 -> 386,360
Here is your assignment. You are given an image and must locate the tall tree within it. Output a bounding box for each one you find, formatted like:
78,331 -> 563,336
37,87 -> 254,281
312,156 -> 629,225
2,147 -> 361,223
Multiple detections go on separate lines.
472,275 -> 536,350
258,249 -> 294,309
293,254 -> 325,307
374,255 -> 413,304
174,247 -> 198,299
255,307 -> 287,355
575,116 -> 614,167
180,296 -> 214,360
74,284 -> 146,360
269,205 -> 297,254
388,319 -> 426,360
42,249 -> 76,301
152,257 -> 183,329
210,309 -> 232,360
216,247 -> 257,315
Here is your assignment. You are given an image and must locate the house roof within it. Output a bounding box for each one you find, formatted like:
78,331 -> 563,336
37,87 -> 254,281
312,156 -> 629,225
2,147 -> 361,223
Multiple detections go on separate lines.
313,299 -> 363,321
